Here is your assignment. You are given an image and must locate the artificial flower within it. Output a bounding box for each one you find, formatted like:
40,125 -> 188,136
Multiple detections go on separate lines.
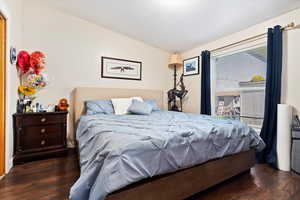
18,85 -> 37,96
30,51 -> 46,74
27,73 -> 48,89
16,51 -> 31,74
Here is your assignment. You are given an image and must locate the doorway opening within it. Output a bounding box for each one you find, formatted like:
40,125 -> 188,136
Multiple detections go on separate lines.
0,12 -> 6,175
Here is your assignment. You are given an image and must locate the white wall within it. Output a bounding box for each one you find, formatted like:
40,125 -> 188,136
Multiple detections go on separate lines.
181,8 -> 300,114
0,0 -> 23,172
22,1 -> 170,146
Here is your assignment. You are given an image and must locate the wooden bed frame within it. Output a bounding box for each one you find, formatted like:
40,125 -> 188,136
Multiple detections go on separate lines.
106,150 -> 255,200
73,87 -> 256,200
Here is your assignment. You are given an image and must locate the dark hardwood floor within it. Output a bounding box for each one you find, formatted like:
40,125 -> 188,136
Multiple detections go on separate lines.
0,152 -> 299,200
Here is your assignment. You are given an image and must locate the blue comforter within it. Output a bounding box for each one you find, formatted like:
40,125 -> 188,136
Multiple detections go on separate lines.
70,111 -> 265,200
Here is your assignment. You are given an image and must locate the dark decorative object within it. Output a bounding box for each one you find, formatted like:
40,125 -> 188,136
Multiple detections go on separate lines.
168,74 -> 188,111
16,99 -> 33,113
10,47 -> 17,65
16,99 -> 24,113
55,105 -> 59,112
13,112 -> 68,164
256,25 -> 283,168
167,53 -> 188,112
101,57 -> 142,80
200,50 -> 211,115
183,56 -> 199,76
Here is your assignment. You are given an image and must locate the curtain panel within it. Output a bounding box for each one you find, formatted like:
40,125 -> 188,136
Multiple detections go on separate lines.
256,25 -> 283,168
200,50 -> 211,115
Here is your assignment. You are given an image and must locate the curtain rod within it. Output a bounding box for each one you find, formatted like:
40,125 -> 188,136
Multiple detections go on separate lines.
210,22 -> 297,53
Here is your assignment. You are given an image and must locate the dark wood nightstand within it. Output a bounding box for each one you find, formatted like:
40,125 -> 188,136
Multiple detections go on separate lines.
13,112 -> 68,164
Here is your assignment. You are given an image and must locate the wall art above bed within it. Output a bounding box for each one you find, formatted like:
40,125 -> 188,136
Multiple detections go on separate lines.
101,57 -> 142,80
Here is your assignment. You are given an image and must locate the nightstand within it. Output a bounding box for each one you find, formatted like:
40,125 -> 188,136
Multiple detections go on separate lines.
13,112 -> 68,164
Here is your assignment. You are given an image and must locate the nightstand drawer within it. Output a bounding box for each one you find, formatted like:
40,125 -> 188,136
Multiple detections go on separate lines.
19,125 -> 63,152
25,124 -> 61,135
42,130 -> 64,148
18,128 -> 43,152
21,114 -> 66,126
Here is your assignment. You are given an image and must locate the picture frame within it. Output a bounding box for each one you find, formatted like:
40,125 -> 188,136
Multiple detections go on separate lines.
183,56 -> 199,76
101,57 -> 142,80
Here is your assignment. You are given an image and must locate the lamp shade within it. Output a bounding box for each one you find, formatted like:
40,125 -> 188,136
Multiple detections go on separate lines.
169,53 -> 183,68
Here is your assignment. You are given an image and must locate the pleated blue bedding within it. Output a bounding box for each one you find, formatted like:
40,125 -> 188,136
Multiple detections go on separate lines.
70,111 -> 265,200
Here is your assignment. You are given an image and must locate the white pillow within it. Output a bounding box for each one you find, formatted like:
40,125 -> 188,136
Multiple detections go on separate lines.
111,97 -> 143,115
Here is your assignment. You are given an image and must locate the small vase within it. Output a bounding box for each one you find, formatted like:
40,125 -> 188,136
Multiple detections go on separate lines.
16,99 -> 24,113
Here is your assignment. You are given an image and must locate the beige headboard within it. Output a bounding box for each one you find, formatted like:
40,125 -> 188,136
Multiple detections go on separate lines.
73,87 -> 164,122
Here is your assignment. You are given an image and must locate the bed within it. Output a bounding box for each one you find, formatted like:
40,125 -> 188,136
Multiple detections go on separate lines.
70,87 -> 265,200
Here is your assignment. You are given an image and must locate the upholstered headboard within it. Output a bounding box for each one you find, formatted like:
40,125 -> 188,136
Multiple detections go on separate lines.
73,87 -> 164,122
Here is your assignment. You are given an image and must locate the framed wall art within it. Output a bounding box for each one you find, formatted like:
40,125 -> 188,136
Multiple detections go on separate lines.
183,56 -> 199,76
101,57 -> 142,80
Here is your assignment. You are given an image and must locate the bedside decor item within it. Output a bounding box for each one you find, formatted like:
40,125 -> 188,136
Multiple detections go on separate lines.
58,98 -> 69,111
30,51 -> 46,74
10,47 -> 17,64
13,112 -> 68,164
27,73 -> 48,89
101,57 -> 142,80
15,50 -> 48,113
46,104 -> 56,112
18,85 -> 37,96
16,50 -> 31,74
183,56 -> 199,76
167,53 -> 188,112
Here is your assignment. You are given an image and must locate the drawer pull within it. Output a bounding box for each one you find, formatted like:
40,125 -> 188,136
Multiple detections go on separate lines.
41,117 -> 46,122
41,128 -> 46,133
41,140 -> 46,146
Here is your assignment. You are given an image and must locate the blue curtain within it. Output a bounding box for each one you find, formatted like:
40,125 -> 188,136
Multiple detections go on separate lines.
201,50 -> 211,115
257,25 -> 283,167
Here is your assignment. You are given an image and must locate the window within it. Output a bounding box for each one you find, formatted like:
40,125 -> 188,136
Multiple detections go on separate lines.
211,46 -> 267,131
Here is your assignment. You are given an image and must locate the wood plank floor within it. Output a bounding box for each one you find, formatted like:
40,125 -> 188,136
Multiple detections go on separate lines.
0,152 -> 299,200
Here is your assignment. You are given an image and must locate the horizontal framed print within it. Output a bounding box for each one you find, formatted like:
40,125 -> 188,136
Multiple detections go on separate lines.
101,57 -> 142,80
183,56 -> 199,76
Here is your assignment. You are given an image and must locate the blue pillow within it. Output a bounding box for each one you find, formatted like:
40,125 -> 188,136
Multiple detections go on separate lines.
85,100 -> 114,115
128,99 -> 153,115
144,99 -> 160,111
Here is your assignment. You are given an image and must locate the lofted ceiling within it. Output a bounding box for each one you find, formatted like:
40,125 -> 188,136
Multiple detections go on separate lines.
246,46 -> 268,63
42,0 -> 300,52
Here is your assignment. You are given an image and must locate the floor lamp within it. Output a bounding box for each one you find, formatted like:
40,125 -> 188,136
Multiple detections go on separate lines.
168,53 -> 182,111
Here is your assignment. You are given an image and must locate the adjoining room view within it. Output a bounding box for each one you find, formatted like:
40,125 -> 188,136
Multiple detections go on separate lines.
1,0 -> 300,200
213,46 -> 267,132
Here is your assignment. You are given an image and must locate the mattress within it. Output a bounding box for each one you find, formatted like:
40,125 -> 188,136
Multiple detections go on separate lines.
69,111 -> 265,200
